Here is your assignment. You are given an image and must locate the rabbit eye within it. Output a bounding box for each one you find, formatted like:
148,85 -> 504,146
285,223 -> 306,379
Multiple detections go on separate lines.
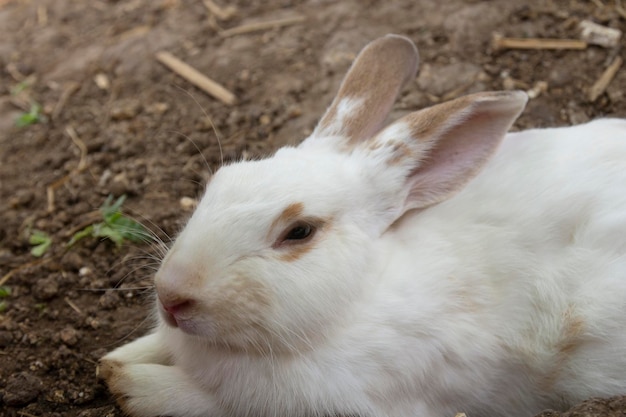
285,223 -> 313,241
272,216 -> 325,251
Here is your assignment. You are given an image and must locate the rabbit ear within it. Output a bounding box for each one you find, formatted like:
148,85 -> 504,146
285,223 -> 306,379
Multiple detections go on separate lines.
365,91 -> 528,232
305,34 -> 419,146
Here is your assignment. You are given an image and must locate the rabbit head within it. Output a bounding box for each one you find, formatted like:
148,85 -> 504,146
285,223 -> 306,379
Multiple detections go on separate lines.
154,34 -> 528,355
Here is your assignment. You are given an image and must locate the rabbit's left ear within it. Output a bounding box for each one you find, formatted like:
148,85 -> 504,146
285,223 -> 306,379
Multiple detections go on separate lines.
302,34 -> 419,147
365,91 -> 528,231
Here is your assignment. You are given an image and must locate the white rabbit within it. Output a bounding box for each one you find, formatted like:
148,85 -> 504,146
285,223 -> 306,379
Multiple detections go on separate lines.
99,34 -> 626,417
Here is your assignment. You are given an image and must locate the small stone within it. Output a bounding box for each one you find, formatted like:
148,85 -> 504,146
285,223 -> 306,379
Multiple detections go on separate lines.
145,102 -> 169,115
259,114 -> 271,125
33,277 -> 59,301
0,330 -> 13,347
286,104 -> 302,119
98,290 -> 119,310
110,98 -> 142,120
94,73 -> 110,90
59,326 -> 79,346
3,372 -> 43,406
78,267 -> 93,277
48,389 -> 68,404
86,316 -> 101,329
502,76 -> 517,91
180,196 -> 197,211
63,252 -> 84,272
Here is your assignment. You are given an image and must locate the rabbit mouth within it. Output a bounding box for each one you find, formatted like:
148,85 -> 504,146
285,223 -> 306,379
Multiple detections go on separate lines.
158,302 -> 196,332
160,309 -> 202,335
160,307 -> 179,327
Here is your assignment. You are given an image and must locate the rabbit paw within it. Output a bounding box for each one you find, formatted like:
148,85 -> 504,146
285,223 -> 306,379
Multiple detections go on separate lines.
99,358 -> 219,417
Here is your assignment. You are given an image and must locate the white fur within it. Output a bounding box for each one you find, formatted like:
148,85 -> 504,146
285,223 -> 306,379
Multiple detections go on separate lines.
100,35 -> 626,417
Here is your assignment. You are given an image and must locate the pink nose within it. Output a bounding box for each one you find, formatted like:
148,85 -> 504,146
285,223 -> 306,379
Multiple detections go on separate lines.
161,299 -> 193,316
154,256 -> 198,319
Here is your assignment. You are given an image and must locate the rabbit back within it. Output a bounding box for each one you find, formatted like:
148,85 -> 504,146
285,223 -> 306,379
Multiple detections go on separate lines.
377,117 -> 626,414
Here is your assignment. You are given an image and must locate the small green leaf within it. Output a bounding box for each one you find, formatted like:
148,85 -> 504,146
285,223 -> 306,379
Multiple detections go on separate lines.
67,225 -> 94,248
0,301 -> 7,313
10,80 -> 30,95
29,230 -> 52,257
0,286 -> 11,298
15,103 -> 44,127
67,194 -> 149,249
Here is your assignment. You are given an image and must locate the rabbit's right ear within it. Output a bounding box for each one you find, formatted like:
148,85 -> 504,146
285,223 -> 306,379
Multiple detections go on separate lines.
302,34 -> 419,147
360,91 -> 528,236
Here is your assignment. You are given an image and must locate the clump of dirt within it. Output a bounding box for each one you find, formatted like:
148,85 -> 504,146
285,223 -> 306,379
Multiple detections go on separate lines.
1,0 -> 625,416
536,396 -> 626,417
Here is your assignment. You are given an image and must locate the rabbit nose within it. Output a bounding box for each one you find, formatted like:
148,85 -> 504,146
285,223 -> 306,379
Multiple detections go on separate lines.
154,256 -> 199,312
161,298 -> 193,316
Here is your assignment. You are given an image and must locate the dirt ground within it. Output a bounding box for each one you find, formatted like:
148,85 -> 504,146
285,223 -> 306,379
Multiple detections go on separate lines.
1,0 -> 625,416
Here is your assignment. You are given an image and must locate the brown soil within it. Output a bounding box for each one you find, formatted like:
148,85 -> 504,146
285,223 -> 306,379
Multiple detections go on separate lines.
0,0 -> 625,416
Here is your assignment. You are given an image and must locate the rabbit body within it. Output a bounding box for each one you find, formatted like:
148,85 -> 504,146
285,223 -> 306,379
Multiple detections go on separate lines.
100,35 -> 626,417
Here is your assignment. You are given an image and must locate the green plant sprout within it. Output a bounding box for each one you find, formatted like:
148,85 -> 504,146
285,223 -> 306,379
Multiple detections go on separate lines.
0,286 -> 10,298
29,230 -> 52,257
15,103 -> 45,127
67,195 -> 149,248
10,80 -> 31,95
0,286 -> 10,313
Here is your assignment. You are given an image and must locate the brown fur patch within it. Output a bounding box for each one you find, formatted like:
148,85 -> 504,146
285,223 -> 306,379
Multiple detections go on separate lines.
366,139 -> 384,151
555,309 -> 585,356
97,358 -> 122,383
316,36 -> 418,146
540,307 -> 586,391
269,202 -> 304,233
98,358 -> 132,412
278,240 -> 316,262
204,272 -> 319,355
386,140 -> 414,166
207,273 -> 272,347
405,94 -> 473,140
210,274 -> 271,320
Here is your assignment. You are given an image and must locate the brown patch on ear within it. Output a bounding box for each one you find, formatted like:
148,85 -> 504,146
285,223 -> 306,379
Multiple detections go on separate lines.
405,94 -> 473,140
270,202 -> 304,233
386,140 -> 415,166
313,35 -> 419,146
404,91 -> 526,141
366,139 -> 384,152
